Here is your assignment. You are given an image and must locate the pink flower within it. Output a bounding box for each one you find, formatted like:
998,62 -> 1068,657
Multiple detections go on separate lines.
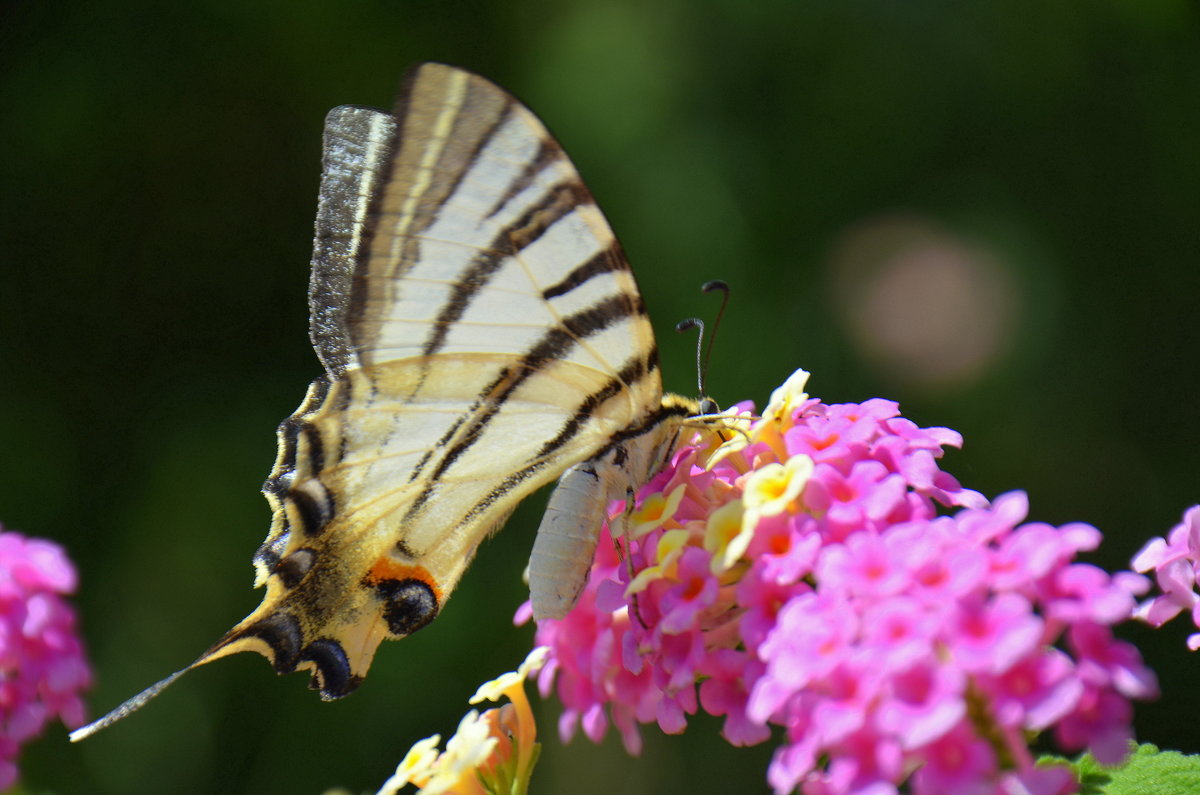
1054,685 -> 1133,765
747,513 -> 821,586
816,530 -> 909,599
999,764 -> 1077,795
875,660 -> 965,749
698,649 -> 771,746
858,598 -> 940,673
947,593 -> 1043,674
523,369 -> 1158,794
750,594 -> 859,721
892,518 -> 988,601
657,547 -> 718,634
0,527 -> 91,789
1133,505 -> 1200,647
977,649 -> 1081,731
1067,622 -> 1158,700
804,461 -> 906,541
909,722 -> 997,795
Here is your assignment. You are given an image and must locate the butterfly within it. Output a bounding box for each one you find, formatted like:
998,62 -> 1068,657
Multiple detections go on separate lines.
71,62 -> 699,741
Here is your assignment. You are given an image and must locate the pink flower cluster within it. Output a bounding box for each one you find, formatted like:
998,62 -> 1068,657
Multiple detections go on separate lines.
1132,504 -> 1200,647
523,370 -> 1157,795
0,528 -> 91,788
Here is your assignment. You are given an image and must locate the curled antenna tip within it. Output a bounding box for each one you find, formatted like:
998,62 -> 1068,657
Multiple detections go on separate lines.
675,280 -> 732,403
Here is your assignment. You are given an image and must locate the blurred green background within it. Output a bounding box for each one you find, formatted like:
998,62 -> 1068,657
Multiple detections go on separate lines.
2,1 -> 1199,792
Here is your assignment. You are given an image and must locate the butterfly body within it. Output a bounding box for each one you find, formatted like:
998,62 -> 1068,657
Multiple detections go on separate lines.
72,63 -> 695,740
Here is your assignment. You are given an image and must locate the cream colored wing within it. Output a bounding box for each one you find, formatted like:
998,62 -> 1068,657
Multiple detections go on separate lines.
249,62 -> 684,695
72,63 -> 692,741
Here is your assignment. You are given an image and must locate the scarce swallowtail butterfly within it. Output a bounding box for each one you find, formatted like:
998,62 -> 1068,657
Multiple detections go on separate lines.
71,62 -> 700,741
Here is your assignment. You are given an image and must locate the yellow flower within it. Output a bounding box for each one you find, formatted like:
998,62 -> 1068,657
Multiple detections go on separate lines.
628,484 -> 686,539
737,368 -> 810,463
625,528 -> 692,595
703,499 -> 750,573
376,730 -> 475,795
703,406 -> 757,472
762,368 -> 811,429
424,712 -> 497,794
470,647 -> 549,705
378,649 -> 549,795
743,455 -> 813,520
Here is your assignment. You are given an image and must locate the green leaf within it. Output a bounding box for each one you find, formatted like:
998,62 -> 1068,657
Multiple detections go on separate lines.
1068,744 -> 1200,795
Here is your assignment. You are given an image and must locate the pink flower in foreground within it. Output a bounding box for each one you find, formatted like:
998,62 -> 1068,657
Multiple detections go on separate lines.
523,369 -> 1161,794
0,527 -> 91,789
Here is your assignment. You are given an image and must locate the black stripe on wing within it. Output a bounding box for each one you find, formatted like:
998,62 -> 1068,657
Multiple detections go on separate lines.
346,68 -> 516,359
402,291 -> 648,520
420,180 -> 595,360
542,244 -> 629,300
532,349 -> 659,461
483,138 -> 564,221
461,350 -> 677,522
432,291 -> 645,476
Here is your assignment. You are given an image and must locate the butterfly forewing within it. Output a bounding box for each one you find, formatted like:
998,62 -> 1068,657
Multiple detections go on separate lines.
352,65 -> 655,374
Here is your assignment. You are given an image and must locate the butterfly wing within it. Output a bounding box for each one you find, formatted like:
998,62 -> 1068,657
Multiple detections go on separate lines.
243,62 -> 678,693
72,63 -> 685,741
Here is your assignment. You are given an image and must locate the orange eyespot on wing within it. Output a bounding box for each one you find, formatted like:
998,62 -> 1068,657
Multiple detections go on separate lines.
366,558 -> 441,596
366,559 -> 442,638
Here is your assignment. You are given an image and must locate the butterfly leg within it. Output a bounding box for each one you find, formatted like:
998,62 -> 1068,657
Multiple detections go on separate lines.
604,486 -> 650,628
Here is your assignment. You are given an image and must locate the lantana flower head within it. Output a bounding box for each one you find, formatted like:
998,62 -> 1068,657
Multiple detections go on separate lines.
0,527 -> 92,789
525,369 -> 1157,794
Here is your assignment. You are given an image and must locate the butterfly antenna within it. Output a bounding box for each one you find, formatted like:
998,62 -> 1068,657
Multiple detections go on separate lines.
674,316 -> 706,398
699,280 -> 730,396
675,280 -> 730,415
